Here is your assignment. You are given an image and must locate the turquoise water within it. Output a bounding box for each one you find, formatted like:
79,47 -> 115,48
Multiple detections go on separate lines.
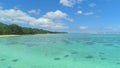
0,34 -> 120,68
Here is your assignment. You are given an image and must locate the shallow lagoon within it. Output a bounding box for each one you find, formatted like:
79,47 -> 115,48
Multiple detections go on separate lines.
0,34 -> 120,68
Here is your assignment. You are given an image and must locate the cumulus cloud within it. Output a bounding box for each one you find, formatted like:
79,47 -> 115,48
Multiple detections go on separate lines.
79,26 -> 88,30
43,10 -> 73,22
60,0 -> 75,7
30,18 -> 69,29
84,12 -> 94,16
0,9 -> 36,23
28,9 -> 40,15
60,0 -> 84,7
0,6 -> 3,9
104,27 -> 120,31
89,3 -> 96,8
0,9 -> 71,29
43,10 -> 67,19
77,10 -> 94,16
13,6 -> 19,10
65,17 -> 74,22
77,10 -> 83,14
31,10 -> 71,29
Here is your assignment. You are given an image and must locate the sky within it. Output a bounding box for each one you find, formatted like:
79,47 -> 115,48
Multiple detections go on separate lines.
0,0 -> 120,33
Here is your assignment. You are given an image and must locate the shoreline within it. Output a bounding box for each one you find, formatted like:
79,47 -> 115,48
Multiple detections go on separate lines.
0,35 -> 19,37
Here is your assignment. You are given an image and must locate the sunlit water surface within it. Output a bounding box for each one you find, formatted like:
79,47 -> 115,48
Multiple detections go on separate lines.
0,34 -> 120,68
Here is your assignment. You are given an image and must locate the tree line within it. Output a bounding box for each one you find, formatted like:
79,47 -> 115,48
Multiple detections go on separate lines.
0,22 -> 66,35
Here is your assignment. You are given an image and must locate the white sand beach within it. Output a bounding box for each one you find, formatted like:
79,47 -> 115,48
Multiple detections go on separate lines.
0,35 -> 19,37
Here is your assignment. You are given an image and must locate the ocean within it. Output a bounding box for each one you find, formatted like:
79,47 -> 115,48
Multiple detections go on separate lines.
0,34 -> 120,68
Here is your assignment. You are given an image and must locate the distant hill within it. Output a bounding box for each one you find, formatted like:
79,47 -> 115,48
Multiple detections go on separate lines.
0,22 -> 7,27
0,22 -> 67,35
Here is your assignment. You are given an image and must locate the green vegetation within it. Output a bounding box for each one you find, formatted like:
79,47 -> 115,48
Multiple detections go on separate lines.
0,22 -> 67,35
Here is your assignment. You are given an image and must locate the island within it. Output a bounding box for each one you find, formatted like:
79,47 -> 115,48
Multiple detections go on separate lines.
0,22 -> 67,35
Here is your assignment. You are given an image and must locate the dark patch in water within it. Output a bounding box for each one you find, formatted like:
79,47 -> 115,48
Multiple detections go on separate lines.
64,55 -> 69,58
26,43 -> 36,47
26,45 -> 33,47
85,56 -> 94,59
97,41 -> 108,43
7,42 -> 18,45
71,51 -> 78,54
7,66 -> 11,68
85,42 -> 94,45
54,58 -> 61,60
99,52 -> 105,55
116,62 -> 120,64
12,59 -> 19,62
63,40 -> 72,44
104,43 -> 114,46
74,40 -> 80,43
100,58 -> 106,60
0,58 -> 6,61
112,45 -> 119,48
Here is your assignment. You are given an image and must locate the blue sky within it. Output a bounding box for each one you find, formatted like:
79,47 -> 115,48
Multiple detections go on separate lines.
0,0 -> 120,33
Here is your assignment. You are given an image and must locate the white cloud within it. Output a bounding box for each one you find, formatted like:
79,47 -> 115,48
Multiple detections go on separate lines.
84,12 -> 94,16
89,3 -> 96,8
60,0 -> 75,7
43,10 -> 67,19
49,23 -> 69,29
60,0 -> 84,7
30,18 -> 69,29
104,27 -> 119,31
28,9 -> 40,15
77,0 -> 84,2
13,6 -> 19,10
0,9 -> 36,23
31,10 -> 71,29
43,10 -> 73,22
65,17 -> 74,22
77,10 -> 94,16
0,6 -> 3,9
77,10 -> 83,14
0,9 -> 71,29
80,26 -> 88,30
